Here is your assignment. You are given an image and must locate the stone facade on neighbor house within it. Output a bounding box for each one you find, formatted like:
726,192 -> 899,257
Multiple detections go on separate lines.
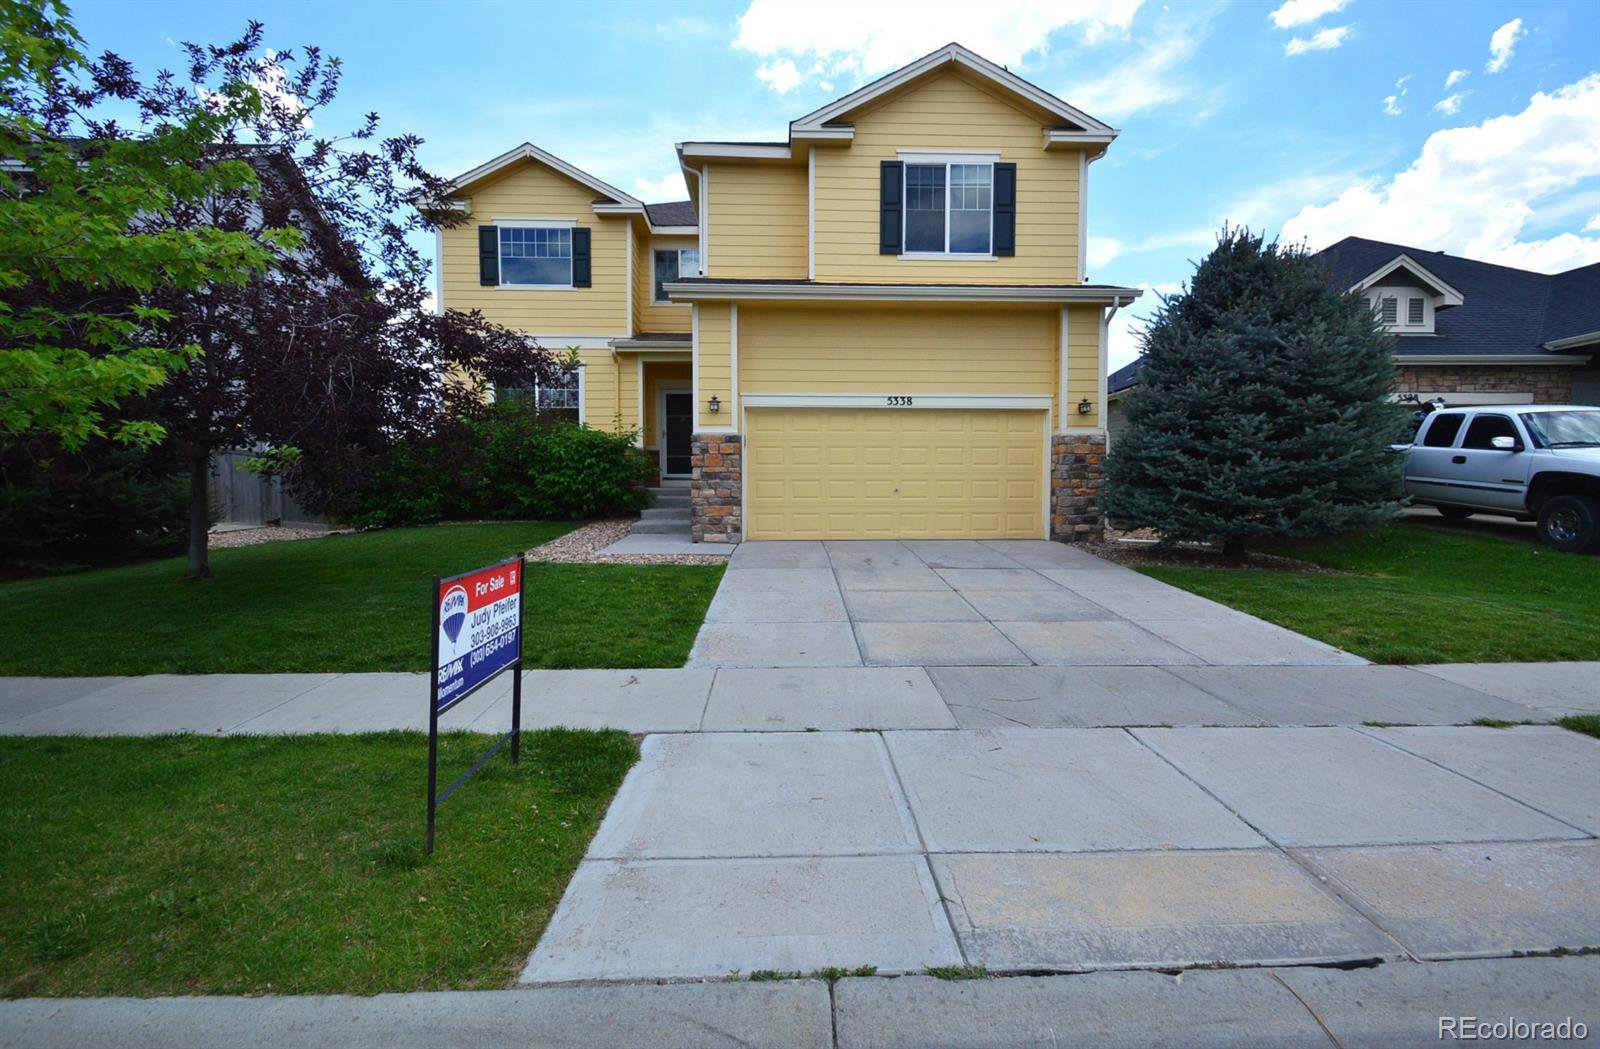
433,42 -> 1139,544
1393,364 -> 1600,407
690,435 -> 742,544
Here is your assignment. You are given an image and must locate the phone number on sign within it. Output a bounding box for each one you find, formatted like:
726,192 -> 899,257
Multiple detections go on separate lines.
466,596 -> 519,649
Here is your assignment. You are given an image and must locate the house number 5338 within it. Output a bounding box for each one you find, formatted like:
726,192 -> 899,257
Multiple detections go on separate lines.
886,396 -> 914,406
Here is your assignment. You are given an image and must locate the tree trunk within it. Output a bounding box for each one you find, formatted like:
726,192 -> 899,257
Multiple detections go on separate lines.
186,449 -> 212,580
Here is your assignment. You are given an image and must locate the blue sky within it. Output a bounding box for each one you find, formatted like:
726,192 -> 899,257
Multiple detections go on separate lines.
74,0 -> 1600,367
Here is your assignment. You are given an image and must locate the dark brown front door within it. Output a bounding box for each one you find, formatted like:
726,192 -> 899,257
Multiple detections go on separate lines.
664,392 -> 693,476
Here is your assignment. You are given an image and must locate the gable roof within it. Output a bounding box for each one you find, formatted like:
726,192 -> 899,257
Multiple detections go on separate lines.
1313,236 -> 1598,358
444,142 -> 640,206
790,42 -> 1115,139
644,200 -> 696,227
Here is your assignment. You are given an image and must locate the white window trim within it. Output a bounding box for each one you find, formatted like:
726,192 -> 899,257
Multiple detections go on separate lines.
900,155 -> 998,260
493,218 -> 577,291
652,246 -> 701,304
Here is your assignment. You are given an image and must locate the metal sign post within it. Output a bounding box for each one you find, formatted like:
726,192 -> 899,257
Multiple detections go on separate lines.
426,556 -> 525,854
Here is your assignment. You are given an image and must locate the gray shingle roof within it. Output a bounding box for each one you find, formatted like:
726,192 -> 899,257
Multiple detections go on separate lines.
1313,236 -> 1595,358
644,200 -> 697,227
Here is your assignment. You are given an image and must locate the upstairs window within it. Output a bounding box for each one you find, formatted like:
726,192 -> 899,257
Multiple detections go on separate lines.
499,225 -> 571,287
904,162 -> 993,256
653,248 -> 700,303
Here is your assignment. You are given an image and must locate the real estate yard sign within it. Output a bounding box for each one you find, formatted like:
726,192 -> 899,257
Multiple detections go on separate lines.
427,556 -> 524,852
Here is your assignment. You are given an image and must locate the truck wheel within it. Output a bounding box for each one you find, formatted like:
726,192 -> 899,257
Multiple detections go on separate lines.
1437,507 -> 1474,520
1536,494 -> 1600,553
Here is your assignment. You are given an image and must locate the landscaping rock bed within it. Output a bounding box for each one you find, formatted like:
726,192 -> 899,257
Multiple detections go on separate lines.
207,526 -> 348,549
526,519 -> 729,566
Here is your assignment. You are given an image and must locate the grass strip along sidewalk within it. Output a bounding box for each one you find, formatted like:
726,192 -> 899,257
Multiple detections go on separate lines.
0,523 -> 724,675
0,730 -> 637,997
1139,524 -> 1600,664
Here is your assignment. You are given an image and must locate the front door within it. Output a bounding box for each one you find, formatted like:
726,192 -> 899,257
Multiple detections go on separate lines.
663,391 -> 693,476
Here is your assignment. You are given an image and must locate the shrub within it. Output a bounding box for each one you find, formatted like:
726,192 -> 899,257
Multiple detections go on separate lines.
1103,229 -> 1409,553
0,438 -> 189,573
349,404 -> 655,528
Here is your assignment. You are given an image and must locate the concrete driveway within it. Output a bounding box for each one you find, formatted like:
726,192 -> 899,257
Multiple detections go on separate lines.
687,540 -> 1363,668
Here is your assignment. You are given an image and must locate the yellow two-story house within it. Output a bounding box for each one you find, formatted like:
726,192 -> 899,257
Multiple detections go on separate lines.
437,43 -> 1138,543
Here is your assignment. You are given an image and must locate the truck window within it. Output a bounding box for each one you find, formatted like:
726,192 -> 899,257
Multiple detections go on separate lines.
1422,413 -> 1465,447
1461,414 -> 1519,450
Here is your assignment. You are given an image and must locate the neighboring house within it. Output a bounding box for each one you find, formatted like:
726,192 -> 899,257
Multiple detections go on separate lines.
435,42 -> 1139,542
1108,237 -> 1600,438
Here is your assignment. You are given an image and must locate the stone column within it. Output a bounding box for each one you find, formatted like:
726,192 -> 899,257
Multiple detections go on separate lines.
689,434 -> 743,543
1051,433 -> 1107,542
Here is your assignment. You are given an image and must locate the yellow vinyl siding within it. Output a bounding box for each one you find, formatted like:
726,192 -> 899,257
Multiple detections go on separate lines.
1065,303 -> 1101,429
812,67 -> 1082,285
706,162 -> 807,279
695,302 -> 733,430
439,160 -> 628,333
576,347 -> 618,432
738,303 -> 1060,419
746,408 -> 1045,539
637,234 -> 696,333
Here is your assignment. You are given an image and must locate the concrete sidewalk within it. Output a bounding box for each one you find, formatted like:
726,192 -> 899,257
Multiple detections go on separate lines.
3,956 -> 1596,1048
3,661 -> 1593,736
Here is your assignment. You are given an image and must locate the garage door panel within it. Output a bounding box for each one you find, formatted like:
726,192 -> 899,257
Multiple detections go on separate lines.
747,407 -> 1045,540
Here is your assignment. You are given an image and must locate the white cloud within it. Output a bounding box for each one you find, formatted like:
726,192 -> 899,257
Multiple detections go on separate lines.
1486,18 -> 1525,74
1268,0 -> 1349,30
1282,74 -> 1600,273
634,172 -> 688,201
733,0 -> 1144,94
1433,91 -> 1467,116
1585,213 -> 1600,233
1445,68 -> 1470,89
1056,8 -> 1213,120
1382,74 -> 1410,116
1088,229 -> 1214,271
756,58 -> 803,93
1285,25 -> 1351,55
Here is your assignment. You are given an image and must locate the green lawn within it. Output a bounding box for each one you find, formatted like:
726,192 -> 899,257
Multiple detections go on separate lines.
0,523 -> 724,675
1138,523 -> 1600,664
0,730 -> 636,997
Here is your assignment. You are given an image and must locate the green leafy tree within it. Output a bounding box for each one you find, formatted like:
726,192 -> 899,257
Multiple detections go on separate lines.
0,0 -> 288,448
1103,228 -> 1408,553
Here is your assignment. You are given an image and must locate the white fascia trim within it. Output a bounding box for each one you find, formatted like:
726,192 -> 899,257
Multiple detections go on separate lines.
790,43 -> 1114,136
690,304 -> 700,430
679,142 -> 793,160
807,147 -> 816,280
1544,330 -> 1600,352
741,393 -> 1053,410
493,216 -> 576,226
664,282 -> 1143,305
447,142 -> 642,206
730,303 -> 739,419
1044,130 -> 1118,148
1057,306 -> 1069,434
792,127 -> 854,142
896,148 -> 1002,162
1351,254 -> 1465,306
591,203 -> 645,216
526,334 -> 621,350
615,349 -> 691,359
650,224 -> 698,236
1394,354 -> 1588,366
1077,151 -> 1089,282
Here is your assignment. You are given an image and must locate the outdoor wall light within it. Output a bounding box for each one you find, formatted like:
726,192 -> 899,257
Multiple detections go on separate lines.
1077,397 -> 1093,415
708,395 -> 721,414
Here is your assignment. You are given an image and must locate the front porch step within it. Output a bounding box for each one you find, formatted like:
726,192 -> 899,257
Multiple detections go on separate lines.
654,478 -> 691,488
630,519 -> 693,535
640,507 -> 690,523
648,491 -> 691,508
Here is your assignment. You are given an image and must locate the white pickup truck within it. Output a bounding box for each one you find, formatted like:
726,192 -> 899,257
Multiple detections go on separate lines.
1397,404 -> 1600,553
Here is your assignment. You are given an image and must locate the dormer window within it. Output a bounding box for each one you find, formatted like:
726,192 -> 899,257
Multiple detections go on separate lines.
1407,297 -> 1425,326
1369,290 -> 1435,333
1378,296 -> 1398,325
1353,254 -> 1463,336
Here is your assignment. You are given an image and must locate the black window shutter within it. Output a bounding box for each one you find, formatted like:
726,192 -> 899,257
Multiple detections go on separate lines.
993,163 -> 1017,257
879,161 -> 904,254
572,227 -> 591,287
478,225 -> 499,285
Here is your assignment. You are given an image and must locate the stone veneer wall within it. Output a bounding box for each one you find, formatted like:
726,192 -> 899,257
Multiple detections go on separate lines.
689,434 -> 743,543
1395,363 -> 1598,404
1051,433 -> 1107,543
